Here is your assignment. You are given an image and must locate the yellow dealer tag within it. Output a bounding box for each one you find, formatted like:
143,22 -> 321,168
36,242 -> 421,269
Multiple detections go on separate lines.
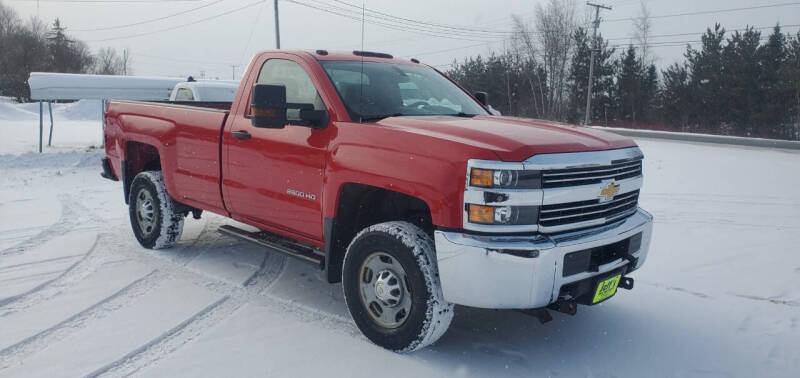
593,275 -> 621,304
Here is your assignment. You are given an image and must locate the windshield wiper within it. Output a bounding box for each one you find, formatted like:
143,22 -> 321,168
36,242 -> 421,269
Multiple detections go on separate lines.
453,112 -> 478,117
359,113 -> 403,122
420,112 -> 478,118
358,112 -> 477,122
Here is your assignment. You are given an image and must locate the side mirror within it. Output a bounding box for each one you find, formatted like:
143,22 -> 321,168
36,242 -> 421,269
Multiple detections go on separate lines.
473,91 -> 489,106
251,84 -> 287,128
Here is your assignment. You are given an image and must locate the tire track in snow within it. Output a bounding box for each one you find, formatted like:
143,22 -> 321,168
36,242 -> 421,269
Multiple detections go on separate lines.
171,216 -> 226,267
1,196 -> 97,257
0,253 -> 86,271
0,234 -> 102,313
730,293 -> 800,307
92,250 -> 289,376
0,269 -> 163,370
86,296 -> 232,378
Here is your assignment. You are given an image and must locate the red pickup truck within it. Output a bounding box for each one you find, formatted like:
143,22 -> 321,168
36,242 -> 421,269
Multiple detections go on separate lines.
101,50 -> 653,352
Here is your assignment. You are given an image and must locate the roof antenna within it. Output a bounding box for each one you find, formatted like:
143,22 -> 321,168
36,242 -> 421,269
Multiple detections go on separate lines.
358,0 -> 365,123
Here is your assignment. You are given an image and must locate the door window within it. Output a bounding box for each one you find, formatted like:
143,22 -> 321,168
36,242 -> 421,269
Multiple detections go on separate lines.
256,59 -> 324,120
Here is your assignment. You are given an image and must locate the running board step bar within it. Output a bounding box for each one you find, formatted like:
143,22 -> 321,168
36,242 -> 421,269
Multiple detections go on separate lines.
218,225 -> 325,269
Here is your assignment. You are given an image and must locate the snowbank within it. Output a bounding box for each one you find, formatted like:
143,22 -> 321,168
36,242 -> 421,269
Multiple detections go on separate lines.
0,150 -> 102,169
0,100 -> 104,154
0,102 -> 39,121
0,100 -> 101,122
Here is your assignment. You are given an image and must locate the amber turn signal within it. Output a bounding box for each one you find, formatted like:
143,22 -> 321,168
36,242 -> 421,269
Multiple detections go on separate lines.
251,107 -> 277,117
470,168 -> 493,187
468,204 -> 495,224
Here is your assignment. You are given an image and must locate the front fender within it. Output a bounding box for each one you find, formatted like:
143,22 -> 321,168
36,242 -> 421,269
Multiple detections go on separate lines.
323,123 -> 497,228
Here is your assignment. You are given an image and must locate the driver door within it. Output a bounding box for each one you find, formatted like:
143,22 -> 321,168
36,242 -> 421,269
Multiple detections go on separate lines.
223,57 -> 332,241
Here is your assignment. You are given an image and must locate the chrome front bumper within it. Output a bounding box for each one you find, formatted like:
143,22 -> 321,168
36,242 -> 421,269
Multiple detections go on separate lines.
434,208 -> 653,309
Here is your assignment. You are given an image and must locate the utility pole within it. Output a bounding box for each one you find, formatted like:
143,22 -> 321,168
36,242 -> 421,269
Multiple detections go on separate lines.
230,65 -> 238,80
274,0 -> 281,49
584,2 -> 611,126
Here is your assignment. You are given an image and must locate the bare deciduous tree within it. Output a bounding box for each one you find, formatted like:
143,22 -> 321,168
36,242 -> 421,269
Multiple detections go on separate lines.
94,47 -> 123,75
633,1 -> 655,68
511,0 -> 579,120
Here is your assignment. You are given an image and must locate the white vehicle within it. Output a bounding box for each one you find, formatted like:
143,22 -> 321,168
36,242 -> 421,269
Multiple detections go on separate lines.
168,80 -> 239,102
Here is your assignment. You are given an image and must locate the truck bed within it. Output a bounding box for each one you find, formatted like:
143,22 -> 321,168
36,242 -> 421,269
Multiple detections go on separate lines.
104,100 -> 231,214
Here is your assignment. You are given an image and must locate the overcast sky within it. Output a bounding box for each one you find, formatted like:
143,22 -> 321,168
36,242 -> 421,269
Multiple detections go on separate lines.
6,0 -> 800,80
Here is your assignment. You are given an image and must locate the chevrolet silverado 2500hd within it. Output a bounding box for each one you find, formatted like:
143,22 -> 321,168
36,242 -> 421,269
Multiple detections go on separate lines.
101,50 -> 653,352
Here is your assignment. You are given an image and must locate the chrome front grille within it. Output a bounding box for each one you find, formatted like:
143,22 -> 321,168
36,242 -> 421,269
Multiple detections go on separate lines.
540,190 -> 640,229
542,160 -> 642,188
464,147 -> 645,234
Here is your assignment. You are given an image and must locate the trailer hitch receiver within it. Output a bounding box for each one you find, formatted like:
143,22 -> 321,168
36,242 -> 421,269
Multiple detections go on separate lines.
547,298 -> 578,316
618,276 -> 634,290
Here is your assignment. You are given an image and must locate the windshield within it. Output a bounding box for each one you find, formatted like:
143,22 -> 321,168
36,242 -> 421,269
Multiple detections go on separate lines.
320,61 -> 487,122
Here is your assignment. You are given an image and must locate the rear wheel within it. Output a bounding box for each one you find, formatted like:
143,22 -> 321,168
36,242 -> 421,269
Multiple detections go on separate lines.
343,221 -> 454,352
128,171 -> 184,249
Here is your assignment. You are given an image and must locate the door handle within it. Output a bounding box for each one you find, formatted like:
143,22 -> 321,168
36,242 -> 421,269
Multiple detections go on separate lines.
232,130 -> 251,140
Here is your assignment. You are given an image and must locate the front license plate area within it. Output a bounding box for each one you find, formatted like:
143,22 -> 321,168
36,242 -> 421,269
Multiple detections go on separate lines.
592,274 -> 621,304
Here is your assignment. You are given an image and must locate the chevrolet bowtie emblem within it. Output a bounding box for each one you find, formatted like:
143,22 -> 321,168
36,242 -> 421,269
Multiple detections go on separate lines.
599,181 -> 620,202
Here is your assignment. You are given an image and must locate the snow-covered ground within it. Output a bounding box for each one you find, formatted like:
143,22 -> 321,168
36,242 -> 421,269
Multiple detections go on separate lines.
0,100 -> 103,155
1,104 -> 799,377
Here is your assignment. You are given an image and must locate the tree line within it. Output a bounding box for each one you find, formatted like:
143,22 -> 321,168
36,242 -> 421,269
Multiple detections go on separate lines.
446,1 -> 800,141
0,1 -> 130,101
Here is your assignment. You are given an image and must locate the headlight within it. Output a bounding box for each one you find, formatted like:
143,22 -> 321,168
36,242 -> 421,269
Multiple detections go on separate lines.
469,168 -> 540,189
467,204 -> 539,225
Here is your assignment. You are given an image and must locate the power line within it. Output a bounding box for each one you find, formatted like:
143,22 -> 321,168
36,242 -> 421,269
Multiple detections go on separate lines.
604,2 -> 800,23
239,0 -> 266,65
409,41 -> 498,57
134,52 -> 235,65
604,23 -> 800,42
413,22 -> 800,61
609,34 -> 776,50
319,0 -> 508,38
71,0 -> 227,31
282,0 -> 503,42
8,0 -> 201,3
85,0 -> 264,42
330,0 -> 511,35
294,0 -> 507,40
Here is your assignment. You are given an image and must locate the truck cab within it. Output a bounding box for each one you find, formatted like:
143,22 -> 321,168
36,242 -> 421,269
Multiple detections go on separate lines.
101,50 -> 653,352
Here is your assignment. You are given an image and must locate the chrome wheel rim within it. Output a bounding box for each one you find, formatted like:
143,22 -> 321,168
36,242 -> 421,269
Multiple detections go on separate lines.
135,188 -> 156,237
358,252 -> 412,329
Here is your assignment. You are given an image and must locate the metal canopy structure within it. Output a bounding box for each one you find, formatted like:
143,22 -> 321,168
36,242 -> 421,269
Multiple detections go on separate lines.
27,72 -> 187,153
28,72 -> 184,101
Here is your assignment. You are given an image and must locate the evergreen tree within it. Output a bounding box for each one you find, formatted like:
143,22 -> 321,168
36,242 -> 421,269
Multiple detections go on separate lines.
45,18 -> 92,74
757,25 -> 792,138
565,27 -> 615,124
640,64 -> 659,122
785,32 -> 800,139
615,45 -> 643,123
721,27 -> 761,135
661,63 -> 691,128
446,21 -> 799,141
686,24 -> 726,130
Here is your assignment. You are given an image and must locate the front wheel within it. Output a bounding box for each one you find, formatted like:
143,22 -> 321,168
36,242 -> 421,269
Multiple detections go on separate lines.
128,171 -> 184,249
342,221 -> 454,352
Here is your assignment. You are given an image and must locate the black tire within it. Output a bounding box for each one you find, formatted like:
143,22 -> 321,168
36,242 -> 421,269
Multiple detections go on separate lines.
342,221 -> 454,352
128,171 -> 184,249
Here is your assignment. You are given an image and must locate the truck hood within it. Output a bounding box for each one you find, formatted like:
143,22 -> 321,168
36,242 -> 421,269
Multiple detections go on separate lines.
374,115 -> 637,161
